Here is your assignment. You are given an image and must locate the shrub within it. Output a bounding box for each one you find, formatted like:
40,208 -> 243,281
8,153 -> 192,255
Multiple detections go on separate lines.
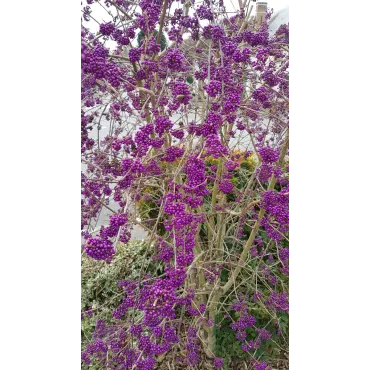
81,241 -> 156,350
81,1 -> 289,368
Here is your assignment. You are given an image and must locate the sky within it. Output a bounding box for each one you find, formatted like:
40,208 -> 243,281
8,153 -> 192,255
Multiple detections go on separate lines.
83,0 -> 289,35
222,0 -> 288,13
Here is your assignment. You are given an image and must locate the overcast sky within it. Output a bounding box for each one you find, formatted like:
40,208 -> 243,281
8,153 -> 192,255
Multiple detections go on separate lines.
223,0 -> 288,13
83,0 -> 289,35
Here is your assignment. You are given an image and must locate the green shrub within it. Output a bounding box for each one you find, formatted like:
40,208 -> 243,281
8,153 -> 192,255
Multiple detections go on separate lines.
137,30 -> 167,51
81,240 -> 156,347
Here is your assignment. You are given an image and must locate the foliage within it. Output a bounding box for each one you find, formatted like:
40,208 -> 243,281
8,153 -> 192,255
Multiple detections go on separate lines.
137,29 -> 168,51
81,241 -> 156,348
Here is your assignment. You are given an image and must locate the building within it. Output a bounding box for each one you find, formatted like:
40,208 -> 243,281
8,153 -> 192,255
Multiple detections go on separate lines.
256,2 -> 268,26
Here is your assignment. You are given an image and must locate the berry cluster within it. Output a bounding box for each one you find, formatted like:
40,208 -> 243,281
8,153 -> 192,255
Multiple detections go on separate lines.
204,80 -> 222,97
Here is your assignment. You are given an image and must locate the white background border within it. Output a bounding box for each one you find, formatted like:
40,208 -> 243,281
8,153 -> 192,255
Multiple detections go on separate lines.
0,1 -> 369,369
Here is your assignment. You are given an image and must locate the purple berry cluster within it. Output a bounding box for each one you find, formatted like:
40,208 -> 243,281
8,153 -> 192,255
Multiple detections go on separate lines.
204,80 -> 222,97
99,22 -> 115,36
259,146 -> 280,164
218,179 -> 234,194
154,116 -> 173,136
128,47 -> 141,63
165,48 -> 184,72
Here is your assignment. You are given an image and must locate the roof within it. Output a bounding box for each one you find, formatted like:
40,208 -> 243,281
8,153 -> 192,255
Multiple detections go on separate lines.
269,6 -> 289,35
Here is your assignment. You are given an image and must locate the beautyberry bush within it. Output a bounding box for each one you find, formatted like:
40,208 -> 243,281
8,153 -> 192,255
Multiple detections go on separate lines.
81,0 -> 289,368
